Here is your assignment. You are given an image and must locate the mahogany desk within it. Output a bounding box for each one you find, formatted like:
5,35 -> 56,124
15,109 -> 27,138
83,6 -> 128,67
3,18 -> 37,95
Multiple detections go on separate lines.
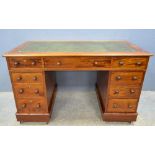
3,41 -> 152,123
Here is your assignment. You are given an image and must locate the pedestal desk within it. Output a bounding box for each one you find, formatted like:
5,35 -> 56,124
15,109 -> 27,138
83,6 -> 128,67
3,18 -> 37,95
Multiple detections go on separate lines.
3,41 -> 152,123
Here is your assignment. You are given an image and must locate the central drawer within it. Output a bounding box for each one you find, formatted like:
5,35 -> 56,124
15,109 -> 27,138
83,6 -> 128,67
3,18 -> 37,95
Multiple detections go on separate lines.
44,57 -> 111,69
14,83 -> 44,98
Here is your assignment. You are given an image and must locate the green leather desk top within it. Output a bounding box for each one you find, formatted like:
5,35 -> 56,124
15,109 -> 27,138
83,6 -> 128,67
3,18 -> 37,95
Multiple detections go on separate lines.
4,41 -> 152,57
18,41 -> 137,52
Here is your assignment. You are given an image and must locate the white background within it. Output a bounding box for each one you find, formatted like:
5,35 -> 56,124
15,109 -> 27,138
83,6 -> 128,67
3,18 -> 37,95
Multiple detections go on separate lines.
0,0 -> 155,155
0,0 -> 155,28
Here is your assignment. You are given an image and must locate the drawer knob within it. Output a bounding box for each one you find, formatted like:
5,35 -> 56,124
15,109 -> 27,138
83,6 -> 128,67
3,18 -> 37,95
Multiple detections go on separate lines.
116,76 -> 121,80
17,76 -> 22,81
14,61 -> 20,66
94,61 -> 98,65
130,89 -> 135,94
113,104 -> 119,108
34,89 -> 39,94
132,76 -> 138,80
18,88 -> 24,94
31,61 -> 36,65
36,103 -> 40,108
119,61 -> 124,65
136,62 -> 142,66
114,90 -> 119,94
56,62 -> 61,65
128,105 -> 133,109
33,76 -> 37,81
21,103 -> 26,108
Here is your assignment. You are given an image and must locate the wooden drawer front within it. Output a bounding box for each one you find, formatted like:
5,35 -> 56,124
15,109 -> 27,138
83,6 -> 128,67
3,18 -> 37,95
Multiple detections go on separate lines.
14,84 -> 44,98
107,99 -> 137,113
110,71 -> 144,85
78,57 -> 111,68
112,57 -> 148,69
12,73 -> 43,83
44,57 -> 111,69
44,57 -> 76,68
109,86 -> 140,98
16,98 -> 48,113
9,57 -> 42,68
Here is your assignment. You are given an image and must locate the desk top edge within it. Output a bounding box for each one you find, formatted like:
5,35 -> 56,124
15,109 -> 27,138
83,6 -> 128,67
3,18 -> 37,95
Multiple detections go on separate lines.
3,40 -> 153,57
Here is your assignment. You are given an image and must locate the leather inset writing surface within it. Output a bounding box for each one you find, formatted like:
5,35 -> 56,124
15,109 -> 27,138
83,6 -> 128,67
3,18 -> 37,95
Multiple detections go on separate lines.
17,41 -> 137,52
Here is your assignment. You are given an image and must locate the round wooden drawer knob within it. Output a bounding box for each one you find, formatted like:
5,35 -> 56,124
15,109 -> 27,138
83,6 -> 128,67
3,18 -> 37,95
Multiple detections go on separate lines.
116,76 -> 121,80
136,62 -> 142,65
130,89 -> 135,94
128,105 -> 133,108
14,61 -> 20,66
113,104 -> 118,108
33,76 -> 37,81
31,61 -> 36,65
119,61 -> 124,65
94,61 -> 98,65
34,89 -> 39,94
132,76 -> 138,80
18,89 -> 24,94
114,90 -> 119,94
21,103 -> 26,108
17,76 -> 22,81
36,104 -> 40,108
56,62 -> 61,65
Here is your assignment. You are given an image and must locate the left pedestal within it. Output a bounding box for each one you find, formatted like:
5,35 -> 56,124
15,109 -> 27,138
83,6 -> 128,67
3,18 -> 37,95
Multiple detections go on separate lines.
10,70 -> 57,123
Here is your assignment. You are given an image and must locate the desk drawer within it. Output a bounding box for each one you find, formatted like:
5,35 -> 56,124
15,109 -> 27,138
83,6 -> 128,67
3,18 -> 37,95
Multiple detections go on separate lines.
107,99 -> 138,113
112,57 -> 148,69
9,57 -> 42,68
44,57 -> 111,69
110,71 -> 144,85
109,86 -> 140,98
12,73 -> 43,83
44,57 -> 77,68
14,84 -> 44,98
16,98 -> 48,113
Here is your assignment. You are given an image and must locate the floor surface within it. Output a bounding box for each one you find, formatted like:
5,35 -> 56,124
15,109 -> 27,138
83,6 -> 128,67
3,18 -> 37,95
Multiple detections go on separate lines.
0,87 -> 155,126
